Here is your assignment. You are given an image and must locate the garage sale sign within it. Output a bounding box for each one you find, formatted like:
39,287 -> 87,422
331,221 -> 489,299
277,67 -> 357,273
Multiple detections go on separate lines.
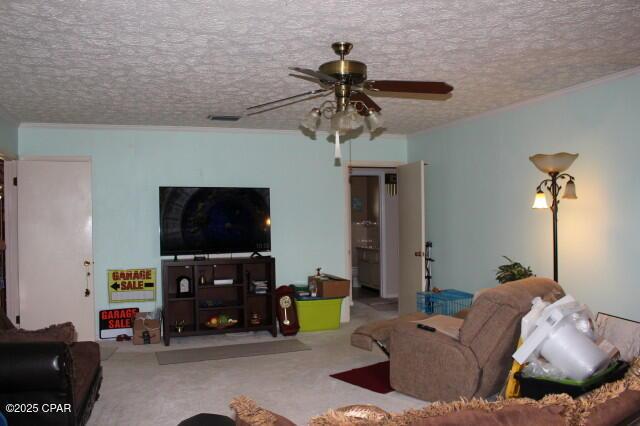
99,308 -> 140,339
108,268 -> 157,303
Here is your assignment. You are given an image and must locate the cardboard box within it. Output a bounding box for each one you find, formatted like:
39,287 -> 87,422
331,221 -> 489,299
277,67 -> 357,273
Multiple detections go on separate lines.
132,313 -> 161,345
308,274 -> 350,298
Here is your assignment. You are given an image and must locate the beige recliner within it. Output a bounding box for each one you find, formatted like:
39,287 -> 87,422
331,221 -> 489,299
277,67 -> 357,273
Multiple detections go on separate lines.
352,277 -> 564,401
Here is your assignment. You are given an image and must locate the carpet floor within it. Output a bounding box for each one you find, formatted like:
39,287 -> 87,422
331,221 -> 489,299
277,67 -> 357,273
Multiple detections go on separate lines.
88,301 -> 426,425
99,344 -> 118,361
156,339 -> 311,365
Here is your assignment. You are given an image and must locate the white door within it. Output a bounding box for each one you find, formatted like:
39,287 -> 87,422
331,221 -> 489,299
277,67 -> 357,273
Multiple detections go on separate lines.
398,161 -> 425,314
18,159 -> 95,340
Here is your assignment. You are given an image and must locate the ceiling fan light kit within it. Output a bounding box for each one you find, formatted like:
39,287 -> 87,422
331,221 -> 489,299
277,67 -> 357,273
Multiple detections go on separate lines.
365,111 -> 384,132
300,108 -> 321,132
247,42 -> 454,163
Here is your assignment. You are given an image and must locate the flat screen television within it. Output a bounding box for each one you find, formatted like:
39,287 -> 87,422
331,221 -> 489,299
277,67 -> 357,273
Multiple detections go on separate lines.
159,187 -> 271,255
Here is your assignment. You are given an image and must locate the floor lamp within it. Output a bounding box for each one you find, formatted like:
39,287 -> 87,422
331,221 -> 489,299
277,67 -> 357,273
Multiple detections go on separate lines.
529,152 -> 578,282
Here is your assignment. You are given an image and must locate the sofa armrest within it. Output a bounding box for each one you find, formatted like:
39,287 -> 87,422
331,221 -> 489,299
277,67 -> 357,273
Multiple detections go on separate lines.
390,322 -> 480,401
0,342 -> 72,393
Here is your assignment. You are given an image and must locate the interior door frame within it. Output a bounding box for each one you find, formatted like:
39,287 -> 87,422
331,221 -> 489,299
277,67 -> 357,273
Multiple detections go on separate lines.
3,157 -> 19,324
343,161 -> 404,317
350,167 -> 399,298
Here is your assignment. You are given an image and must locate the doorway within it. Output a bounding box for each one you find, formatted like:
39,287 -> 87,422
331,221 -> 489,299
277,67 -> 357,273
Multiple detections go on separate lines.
345,161 -> 426,316
349,167 -> 399,312
14,158 -> 95,340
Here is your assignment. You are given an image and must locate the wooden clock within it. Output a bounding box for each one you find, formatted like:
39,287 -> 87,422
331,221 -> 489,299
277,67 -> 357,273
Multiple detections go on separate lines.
275,285 -> 299,336
176,275 -> 194,298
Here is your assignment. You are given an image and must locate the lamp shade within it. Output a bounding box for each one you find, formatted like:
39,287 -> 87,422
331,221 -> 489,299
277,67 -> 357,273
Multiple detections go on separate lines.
330,111 -> 351,135
347,107 -> 363,130
365,111 -> 384,132
563,180 -> 577,199
529,152 -> 578,174
532,190 -> 549,209
300,108 -> 321,132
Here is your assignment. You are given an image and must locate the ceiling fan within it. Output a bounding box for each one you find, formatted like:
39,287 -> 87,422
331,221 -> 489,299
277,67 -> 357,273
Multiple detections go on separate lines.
247,42 -> 454,162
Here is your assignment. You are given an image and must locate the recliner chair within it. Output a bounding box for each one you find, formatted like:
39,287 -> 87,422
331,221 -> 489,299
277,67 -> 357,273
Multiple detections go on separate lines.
393,277 -> 565,400
353,277 -> 564,401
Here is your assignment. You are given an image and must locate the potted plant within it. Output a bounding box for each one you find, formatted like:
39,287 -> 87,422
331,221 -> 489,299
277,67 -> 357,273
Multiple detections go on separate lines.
496,256 -> 534,284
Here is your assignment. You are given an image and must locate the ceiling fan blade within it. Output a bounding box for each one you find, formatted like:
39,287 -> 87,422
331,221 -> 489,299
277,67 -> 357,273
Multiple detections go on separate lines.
245,92 -> 330,116
289,73 -> 323,85
246,88 -> 330,111
289,67 -> 338,83
364,89 -> 452,101
350,91 -> 381,115
364,80 -> 453,94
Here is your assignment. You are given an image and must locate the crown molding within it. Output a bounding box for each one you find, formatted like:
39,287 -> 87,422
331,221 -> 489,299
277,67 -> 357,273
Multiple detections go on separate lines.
19,122 -> 406,140
411,65 -> 640,138
18,155 -> 91,162
19,122 -> 310,134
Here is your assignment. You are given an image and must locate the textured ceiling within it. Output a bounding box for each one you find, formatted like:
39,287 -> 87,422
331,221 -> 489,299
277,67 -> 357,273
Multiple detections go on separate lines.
0,0 -> 639,134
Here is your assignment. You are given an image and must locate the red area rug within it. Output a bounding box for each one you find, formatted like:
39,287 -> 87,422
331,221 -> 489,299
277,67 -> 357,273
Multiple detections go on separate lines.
330,361 -> 393,394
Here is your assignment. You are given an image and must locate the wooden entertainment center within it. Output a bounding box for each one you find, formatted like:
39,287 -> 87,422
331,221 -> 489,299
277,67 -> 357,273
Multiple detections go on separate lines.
161,256 -> 276,346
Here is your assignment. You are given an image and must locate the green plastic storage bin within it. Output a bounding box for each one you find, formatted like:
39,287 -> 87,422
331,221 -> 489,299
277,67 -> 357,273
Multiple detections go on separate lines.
295,296 -> 343,332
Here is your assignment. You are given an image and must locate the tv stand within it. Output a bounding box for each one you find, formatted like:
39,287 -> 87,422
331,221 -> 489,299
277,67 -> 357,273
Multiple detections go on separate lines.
161,256 -> 277,345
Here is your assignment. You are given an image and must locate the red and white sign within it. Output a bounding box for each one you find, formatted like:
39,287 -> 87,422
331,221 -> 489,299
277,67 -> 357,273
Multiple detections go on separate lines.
99,308 -> 140,339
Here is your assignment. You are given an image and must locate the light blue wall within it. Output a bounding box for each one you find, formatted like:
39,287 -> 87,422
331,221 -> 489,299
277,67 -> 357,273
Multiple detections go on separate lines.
408,70 -> 640,321
19,127 -> 407,331
0,113 -> 18,157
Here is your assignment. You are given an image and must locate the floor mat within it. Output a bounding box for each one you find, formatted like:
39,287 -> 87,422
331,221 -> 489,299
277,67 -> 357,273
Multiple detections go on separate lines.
155,339 -> 310,365
330,361 -> 393,394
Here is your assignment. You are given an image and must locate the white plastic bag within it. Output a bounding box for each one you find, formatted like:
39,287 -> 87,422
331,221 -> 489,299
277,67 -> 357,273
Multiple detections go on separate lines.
513,295 -> 613,381
521,357 -> 566,379
521,297 -> 548,340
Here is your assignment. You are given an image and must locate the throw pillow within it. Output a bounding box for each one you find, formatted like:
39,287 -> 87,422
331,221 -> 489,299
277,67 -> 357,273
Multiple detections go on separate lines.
0,322 -> 77,344
579,357 -> 640,425
230,396 -> 296,426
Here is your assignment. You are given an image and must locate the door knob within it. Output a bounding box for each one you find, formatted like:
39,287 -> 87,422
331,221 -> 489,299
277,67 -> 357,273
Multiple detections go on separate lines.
414,251 -> 425,257
83,260 -> 92,266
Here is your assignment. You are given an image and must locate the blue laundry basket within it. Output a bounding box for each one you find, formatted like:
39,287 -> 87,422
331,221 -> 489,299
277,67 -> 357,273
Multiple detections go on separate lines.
417,289 -> 473,316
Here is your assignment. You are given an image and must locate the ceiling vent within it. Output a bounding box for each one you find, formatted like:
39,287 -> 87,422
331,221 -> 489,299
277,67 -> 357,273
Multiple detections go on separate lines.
207,115 -> 241,122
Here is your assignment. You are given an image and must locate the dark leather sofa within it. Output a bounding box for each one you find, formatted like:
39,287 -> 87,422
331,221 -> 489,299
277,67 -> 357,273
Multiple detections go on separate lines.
0,312 -> 102,426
